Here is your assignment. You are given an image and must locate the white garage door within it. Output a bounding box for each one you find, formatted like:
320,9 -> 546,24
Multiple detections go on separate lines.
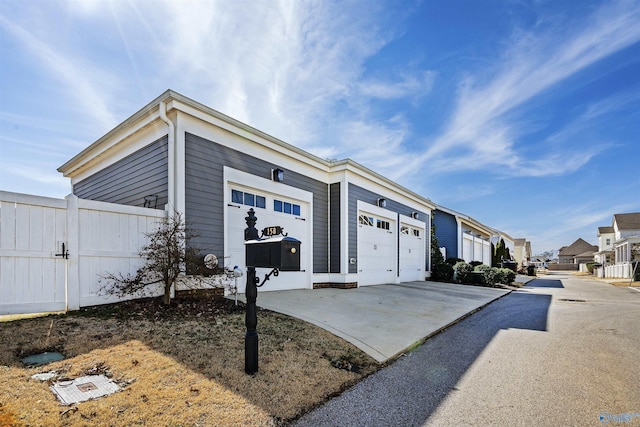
357,212 -> 396,286
399,221 -> 425,282
226,186 -> 309,292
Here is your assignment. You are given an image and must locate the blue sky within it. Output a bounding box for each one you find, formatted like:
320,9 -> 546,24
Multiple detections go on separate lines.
1,0 -> 639,255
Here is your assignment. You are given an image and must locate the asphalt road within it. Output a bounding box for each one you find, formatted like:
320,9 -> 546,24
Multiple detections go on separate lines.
293,274 -> 640,427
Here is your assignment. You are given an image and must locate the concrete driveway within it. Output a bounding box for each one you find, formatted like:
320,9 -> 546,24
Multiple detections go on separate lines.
236,281 -> 509,363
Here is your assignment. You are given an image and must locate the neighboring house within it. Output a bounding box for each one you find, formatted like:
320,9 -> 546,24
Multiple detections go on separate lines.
58,90 -> 436,292
557,238 -> 597,264
594,226 -> 615,266
433,206 -> 493,265
605,213 -> 640,278
513,238 -> 532,267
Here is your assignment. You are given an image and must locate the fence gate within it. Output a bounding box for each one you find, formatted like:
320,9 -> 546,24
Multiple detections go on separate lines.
1,191 -> 167,316
0,193 -> 68,315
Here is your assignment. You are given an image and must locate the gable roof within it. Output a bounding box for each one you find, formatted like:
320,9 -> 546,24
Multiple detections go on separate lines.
598,226 -> 614,235
613,213 -> 640,231
558,238 -> 597,256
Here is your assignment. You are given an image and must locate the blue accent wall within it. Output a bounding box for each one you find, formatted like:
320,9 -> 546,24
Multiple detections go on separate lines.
433,209 -> 458,261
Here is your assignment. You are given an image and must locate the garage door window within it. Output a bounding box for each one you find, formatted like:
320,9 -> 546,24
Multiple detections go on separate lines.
401,225 -> 421,237
231,190 -> 266,209
359,215 -> 374,226
376,220 -> 390,230
274,199 -> 301,216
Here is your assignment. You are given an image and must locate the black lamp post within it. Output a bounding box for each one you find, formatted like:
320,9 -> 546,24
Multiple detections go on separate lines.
244,208 -> 260,374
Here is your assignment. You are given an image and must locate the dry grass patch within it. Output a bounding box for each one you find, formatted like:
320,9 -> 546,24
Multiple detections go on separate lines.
0,297 -> 378,426
607,280 -> 640,287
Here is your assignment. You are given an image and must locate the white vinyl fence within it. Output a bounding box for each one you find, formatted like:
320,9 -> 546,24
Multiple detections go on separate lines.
0,191 -> 167,315
604,263 -> 633,279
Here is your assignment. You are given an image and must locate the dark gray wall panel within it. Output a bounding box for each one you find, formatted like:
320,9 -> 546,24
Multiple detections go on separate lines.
348,183 -> 431,274
185,133 -> 329,273
73,137 -> 168,209
329,182 -> 341,273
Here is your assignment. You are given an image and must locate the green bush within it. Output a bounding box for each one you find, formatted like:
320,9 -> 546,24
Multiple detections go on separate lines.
432,263 -> 454,281
501,268 -> 516,285
479,267 -> 499,286
474,264 -> 491,273
472,264 -> 496,286
469,261 -> 483,268
453,262 -> 473,283
446,257 -> 465,266
492,268 -> 505,286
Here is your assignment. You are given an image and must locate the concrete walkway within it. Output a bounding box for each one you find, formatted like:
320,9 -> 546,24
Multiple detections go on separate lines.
235,281 -> 509,363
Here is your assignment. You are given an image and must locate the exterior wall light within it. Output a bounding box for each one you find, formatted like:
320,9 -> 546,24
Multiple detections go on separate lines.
377,198 -> 387,208
272,168 -> 284,182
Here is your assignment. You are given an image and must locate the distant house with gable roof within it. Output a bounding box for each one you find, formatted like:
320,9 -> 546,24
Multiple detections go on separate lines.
557,238 -> 597,265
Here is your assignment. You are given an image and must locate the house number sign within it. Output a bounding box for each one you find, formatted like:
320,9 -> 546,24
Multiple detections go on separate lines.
262,226 -> 287,237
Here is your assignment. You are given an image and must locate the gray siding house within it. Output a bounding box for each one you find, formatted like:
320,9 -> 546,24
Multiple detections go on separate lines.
58,90 -> 436,292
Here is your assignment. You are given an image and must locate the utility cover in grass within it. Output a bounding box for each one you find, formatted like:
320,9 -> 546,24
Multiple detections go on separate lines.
21,351 -> 65,366
51,375 -> 120,405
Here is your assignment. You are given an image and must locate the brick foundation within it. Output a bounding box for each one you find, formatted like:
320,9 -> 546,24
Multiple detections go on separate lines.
312,282 -> 358,289
175,287 -> 225,299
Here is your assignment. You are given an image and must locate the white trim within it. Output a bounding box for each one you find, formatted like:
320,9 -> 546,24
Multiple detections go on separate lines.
456,216 -> 463,259
170,99 -> 330,171
224,167 -> 313,204
59,90 -> 437,215
174,111 -> 186,215
357,200 -> 396,221
348,171 -> 434,214
399,213 -> 426,229
67,119 -> 168,184
178,111 -> 330,183
340,175 -> 350,275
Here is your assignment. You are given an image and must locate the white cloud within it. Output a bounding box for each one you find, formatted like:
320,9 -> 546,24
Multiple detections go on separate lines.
154,0 -> 419,154
0,14 -> 118,130
358,71 -> 436,100
582,90 -> 640,120
400,0 -> 640,179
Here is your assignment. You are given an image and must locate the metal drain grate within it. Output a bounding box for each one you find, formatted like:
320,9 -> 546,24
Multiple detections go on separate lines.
558,298 -> 586,303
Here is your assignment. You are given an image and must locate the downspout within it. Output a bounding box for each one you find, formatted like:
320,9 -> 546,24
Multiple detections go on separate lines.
159,101 -> 175,216
159,100 -> 180,302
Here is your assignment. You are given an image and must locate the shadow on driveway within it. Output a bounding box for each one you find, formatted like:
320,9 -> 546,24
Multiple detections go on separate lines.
294,280 -> 552,426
